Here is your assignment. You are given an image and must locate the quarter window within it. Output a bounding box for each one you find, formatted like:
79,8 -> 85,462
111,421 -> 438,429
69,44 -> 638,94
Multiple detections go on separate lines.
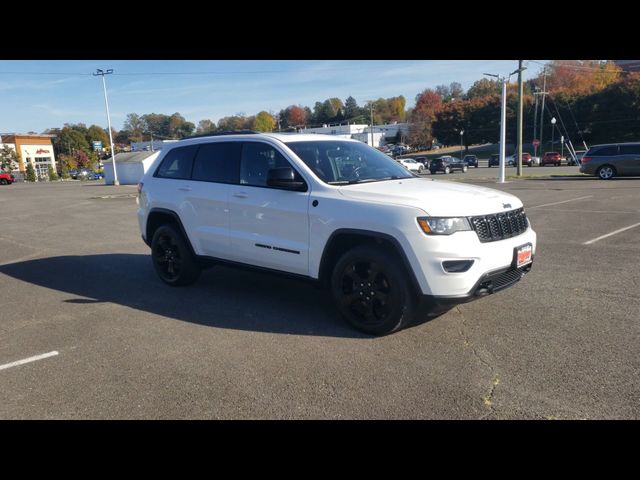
192,142 -> 240,183
619,145 -> 640,155
591,146 -> 618,156
156,145 -> 198,179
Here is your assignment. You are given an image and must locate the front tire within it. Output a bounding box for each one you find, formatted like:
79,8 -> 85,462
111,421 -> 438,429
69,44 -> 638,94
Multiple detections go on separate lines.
0,179 -> 7,185
462,165 -> 468,173
151,224 -> 201,286
597,165 -> 616,180
444,166 -> 451,174
331,245 -> 415,335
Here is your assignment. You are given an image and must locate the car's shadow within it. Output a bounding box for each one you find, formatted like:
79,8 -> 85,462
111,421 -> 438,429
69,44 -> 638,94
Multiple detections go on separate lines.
0,254 -> 382,338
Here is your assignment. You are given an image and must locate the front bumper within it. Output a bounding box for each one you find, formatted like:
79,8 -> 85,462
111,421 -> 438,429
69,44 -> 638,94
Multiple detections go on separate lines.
417,262 -> 533,315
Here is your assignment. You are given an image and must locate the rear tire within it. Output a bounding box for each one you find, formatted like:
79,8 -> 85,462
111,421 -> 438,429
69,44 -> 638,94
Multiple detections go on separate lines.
0,179 -> 7,185
151,224 -> 201,286
331,245 -> 415,335
462,165 -> 468,173
597,165 -> 616,180
444,166 -> 450,174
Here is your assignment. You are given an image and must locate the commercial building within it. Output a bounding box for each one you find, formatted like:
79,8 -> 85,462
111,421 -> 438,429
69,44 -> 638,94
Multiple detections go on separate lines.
0,133 -> 56,178
300,123 -> 408,147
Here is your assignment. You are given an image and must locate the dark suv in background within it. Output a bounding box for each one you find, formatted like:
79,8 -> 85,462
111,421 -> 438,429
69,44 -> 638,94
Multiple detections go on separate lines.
580,143 -> 640,179
429,156 -> 468,174
463,155 -> 478,168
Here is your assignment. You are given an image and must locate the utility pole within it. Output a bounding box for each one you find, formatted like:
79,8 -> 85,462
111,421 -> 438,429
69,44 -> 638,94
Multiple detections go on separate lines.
94,69 -> 119,185
538,66 -> 549,165
533,88 -> 539,159
369,103 -> 375,147
516,60 -> 526,177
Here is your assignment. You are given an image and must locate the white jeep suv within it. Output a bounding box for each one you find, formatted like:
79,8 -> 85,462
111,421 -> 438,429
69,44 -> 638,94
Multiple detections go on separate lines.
137,132 -> 536,335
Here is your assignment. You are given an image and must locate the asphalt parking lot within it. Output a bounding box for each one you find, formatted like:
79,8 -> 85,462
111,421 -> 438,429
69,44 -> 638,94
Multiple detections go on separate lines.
1,177 -> 639,419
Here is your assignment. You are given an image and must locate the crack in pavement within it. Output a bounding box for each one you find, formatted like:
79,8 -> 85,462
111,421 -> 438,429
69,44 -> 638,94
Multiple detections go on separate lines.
455,306 -> 500,420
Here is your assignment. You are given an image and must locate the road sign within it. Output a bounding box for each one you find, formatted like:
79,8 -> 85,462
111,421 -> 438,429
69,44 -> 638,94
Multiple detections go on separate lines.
92,141 -> 102,151
532,139 -> 540,148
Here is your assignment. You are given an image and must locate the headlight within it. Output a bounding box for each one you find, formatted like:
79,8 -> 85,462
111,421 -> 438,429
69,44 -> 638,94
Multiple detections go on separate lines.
417,217 -> 471,235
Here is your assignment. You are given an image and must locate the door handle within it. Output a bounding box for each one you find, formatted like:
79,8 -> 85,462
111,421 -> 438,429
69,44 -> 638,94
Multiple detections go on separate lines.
232,192 -> 248,199
178,186 -> 192,192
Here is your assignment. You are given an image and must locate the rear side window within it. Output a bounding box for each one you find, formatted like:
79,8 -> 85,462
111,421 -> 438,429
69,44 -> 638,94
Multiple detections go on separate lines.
156,145 -> 198,179
619,145 -> 640,155
590,146 -> 619,156
192,142 -> 241,183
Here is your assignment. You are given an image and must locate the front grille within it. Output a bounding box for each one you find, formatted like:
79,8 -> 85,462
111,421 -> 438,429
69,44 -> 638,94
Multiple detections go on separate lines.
470,207 -> 528,243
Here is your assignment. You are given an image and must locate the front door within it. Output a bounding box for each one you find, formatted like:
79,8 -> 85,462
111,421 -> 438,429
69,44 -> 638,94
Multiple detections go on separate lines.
227,141 -> 310,276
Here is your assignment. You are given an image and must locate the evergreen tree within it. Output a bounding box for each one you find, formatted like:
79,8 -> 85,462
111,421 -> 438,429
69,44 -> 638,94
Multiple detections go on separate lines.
25,163 -> 36,182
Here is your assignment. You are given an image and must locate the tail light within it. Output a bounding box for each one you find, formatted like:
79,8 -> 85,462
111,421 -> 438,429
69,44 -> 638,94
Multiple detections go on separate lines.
581,156 -> 592,164
137,182 -> 144,194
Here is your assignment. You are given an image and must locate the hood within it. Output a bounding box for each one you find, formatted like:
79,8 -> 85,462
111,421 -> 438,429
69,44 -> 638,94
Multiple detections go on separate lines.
338,177 -> 523,216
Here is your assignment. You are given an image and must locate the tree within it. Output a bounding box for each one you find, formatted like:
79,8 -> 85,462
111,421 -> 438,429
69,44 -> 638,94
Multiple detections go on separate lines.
466,78 -> 500,99
56,126 -> 91,155
344,96 -> 361,122
86,125 -> 110,151
407,89 -> 443,147
48,165 -> 58,181
25,162 -> 36,182
196,119 -> 216,134
0,145 -> 19,172
123,113 -> 146,140
285,105 -> 308,128
74,150 -> 92,170
252,111 -> 276,132
450,82 -> 464,101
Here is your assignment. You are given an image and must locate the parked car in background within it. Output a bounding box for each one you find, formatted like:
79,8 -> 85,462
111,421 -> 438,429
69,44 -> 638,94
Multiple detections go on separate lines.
398,158 -> 425,173
567,150 -> 586,166
430,156 -> 468,174
580,143 -> 640,179
488,154 -> 500,167
0,172 -> 15,185
541,152 -> 562,166
506,153 -> 535,167
414,157 -> 430,169
463,155 -> 478,168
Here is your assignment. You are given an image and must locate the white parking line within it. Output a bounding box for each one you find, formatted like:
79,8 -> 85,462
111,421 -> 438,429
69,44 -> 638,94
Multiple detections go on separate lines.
583,222 -> 640,245
528,195 -> 593,209
0,351 -> 59,371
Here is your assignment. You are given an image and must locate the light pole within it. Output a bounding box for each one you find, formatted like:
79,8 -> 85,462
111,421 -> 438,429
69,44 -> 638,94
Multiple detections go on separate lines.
484,73 -> 507,183
551,117 -> 557,155
93,69 -> 119,185
460,129 -> 464,160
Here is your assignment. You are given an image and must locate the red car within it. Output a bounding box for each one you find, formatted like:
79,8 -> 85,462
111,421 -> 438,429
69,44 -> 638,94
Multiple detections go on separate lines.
541,152 -> 562,166
0,173 -> 15,185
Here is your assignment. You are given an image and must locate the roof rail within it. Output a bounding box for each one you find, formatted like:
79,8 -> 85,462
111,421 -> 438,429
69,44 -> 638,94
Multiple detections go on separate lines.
181,130 -> 259,140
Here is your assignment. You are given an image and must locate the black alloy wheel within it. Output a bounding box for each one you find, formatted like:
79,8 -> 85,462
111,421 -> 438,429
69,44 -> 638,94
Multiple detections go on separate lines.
331,245 -> 414,335
151,224 -> 201,286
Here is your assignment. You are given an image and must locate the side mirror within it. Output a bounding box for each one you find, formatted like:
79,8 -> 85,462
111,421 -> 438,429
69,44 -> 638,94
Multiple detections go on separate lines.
266,167 -> 307,191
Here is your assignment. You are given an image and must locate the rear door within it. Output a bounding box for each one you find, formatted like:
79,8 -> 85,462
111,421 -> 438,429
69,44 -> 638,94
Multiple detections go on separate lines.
185,141 -> 241,257
227,141 -> 310,275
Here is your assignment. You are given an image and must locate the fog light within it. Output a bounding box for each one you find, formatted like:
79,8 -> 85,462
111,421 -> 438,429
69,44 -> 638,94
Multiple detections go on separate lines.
443,260 -> 474,273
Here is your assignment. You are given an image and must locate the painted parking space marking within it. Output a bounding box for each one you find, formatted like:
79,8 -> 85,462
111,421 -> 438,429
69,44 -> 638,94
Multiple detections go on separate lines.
0,351 -> 59,371
582,222 -> 640,245
527,195 -> 593,209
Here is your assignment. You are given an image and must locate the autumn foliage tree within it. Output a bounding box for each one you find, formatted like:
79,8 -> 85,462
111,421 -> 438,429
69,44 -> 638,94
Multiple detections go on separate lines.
407,89 -> 442,147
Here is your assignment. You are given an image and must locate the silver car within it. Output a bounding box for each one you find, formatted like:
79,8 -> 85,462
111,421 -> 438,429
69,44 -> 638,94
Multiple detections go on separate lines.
580,143 -> 640,179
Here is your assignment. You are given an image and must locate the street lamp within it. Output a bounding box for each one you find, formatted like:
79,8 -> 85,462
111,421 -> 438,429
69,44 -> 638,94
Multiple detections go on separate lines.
460,129 -> 464,161
484,72 -> 507,183
93,69 -> 119,185
551,117 -> 557,154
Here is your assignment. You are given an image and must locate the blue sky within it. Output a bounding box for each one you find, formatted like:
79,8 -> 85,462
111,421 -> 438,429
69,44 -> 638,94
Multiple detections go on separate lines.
0,60 -> 546,133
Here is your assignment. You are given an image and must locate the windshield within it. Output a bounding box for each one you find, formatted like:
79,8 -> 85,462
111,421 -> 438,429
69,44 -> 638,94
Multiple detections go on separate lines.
285,140 -> 415,184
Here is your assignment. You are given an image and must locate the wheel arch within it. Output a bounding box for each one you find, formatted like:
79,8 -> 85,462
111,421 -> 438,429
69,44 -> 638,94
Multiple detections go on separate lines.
318,229 -> 421,294
146,208 -> 196,256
